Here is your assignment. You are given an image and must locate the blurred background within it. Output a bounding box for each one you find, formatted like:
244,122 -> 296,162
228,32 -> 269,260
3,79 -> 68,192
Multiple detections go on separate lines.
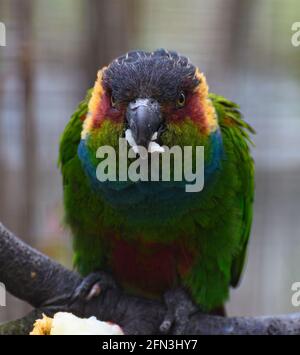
0,0 -> 300,323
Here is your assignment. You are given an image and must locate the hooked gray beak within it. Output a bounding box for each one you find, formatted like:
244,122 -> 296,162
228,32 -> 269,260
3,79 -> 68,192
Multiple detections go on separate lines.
126,98 -> 164,148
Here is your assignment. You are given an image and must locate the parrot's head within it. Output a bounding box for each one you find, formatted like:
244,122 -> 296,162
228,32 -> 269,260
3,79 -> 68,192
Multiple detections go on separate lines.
81,49 -> 219,153
79,49 -> 222,212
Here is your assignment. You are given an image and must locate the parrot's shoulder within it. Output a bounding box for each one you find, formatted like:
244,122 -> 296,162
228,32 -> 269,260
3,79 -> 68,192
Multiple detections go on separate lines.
209,92 -> 255,144
58,89 -> 92,170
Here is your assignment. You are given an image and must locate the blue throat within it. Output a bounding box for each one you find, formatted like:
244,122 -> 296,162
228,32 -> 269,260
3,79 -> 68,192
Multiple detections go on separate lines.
78,129 -> 224,220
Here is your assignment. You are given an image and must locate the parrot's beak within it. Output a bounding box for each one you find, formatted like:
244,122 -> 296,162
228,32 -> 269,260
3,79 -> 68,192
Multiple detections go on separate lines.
125,98 -> 164,149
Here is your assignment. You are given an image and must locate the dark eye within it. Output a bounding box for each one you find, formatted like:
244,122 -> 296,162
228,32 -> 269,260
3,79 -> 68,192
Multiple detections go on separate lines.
111,95 -> 117,108
176,92 -> 185,108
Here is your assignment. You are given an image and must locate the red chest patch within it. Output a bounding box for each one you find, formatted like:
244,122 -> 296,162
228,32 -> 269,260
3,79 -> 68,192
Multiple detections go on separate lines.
109,236 -> 195,297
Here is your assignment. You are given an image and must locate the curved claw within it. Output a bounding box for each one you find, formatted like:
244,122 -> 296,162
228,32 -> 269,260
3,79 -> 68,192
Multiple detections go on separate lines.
159,317 -> 174,334
159,288 -> 198,334
69,271 -> 119,305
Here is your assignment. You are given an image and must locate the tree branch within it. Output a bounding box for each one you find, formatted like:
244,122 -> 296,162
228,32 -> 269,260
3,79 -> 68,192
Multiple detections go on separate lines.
0,222 -> 300,335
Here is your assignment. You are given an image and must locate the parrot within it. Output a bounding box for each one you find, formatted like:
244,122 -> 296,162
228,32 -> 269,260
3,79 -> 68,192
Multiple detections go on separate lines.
59,49 -> 254,328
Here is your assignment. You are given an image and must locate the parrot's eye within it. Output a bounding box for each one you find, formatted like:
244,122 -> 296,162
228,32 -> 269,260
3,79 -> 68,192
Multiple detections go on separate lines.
111,95 -> 117,108
176,92 -> 186,108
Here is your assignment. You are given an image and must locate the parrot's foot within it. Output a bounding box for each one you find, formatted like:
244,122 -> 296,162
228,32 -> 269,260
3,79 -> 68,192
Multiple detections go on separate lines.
70,271 -> 119,304
159,288 -> 198,334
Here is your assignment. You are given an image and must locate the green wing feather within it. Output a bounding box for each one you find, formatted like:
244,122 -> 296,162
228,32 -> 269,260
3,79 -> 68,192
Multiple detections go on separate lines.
59,89 -> 109,275
210,93 -> 255,287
